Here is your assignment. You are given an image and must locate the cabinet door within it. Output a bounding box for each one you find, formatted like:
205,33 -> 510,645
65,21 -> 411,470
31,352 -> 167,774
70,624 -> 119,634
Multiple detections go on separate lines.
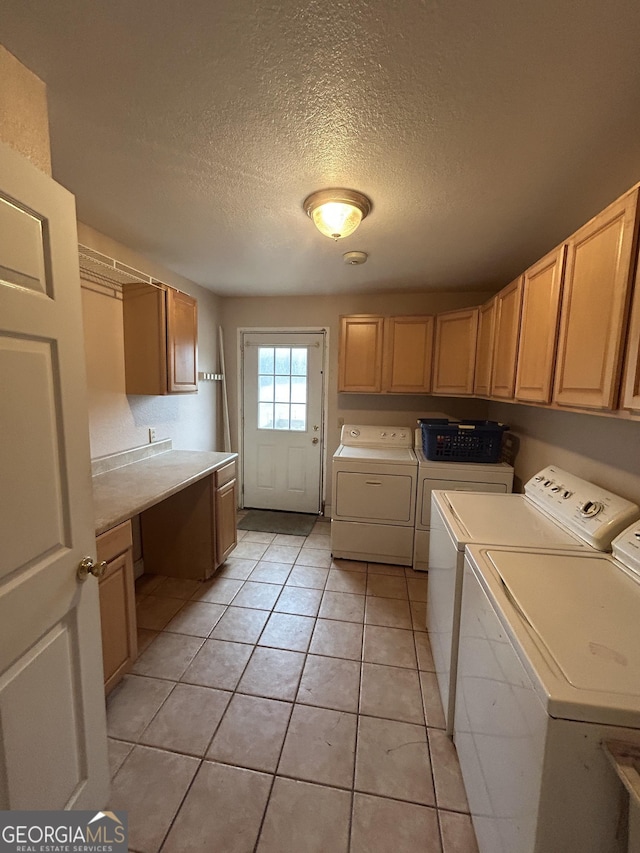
432,308 -> 479,395
96,521 -> 137,695
99,552 -> 137,694
553,189 -> 640,410
474,299 -> 495,397
123,282 -> 168,395
491,277 -> 523,399
215,478 -> 238,567
338,315 -> 384,392
621,260 -> 640,412
515,245 -> 566,403
383,315 -> 434,393
167,287 -> 198,392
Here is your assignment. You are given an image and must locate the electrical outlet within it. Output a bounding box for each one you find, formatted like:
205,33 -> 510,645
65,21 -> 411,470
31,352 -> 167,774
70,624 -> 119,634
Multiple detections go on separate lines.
148,428 -> 156,443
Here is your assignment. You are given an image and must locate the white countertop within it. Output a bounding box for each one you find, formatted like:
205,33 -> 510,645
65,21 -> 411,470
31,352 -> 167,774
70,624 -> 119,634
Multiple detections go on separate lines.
92,449 -> 237,535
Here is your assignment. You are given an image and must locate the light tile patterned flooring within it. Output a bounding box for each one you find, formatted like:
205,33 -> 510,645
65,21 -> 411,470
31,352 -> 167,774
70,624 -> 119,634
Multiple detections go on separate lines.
107,517 -> 479,853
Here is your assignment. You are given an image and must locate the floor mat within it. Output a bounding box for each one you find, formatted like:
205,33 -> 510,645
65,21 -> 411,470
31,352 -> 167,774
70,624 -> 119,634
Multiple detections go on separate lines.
238,510 -> 318,536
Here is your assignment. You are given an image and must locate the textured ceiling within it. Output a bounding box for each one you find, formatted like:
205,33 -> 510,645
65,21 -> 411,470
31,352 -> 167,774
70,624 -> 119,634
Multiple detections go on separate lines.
2,1 -> 640,296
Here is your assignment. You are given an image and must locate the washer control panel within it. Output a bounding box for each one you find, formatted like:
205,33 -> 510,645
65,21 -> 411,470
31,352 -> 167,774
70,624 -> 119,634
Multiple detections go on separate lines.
525,465 -> 640,550
340,424 -> 413,448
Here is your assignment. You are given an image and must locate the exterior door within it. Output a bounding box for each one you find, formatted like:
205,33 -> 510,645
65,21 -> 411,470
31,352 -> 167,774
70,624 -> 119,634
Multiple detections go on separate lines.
0,142 -> 109,808
242,331 -> 325,513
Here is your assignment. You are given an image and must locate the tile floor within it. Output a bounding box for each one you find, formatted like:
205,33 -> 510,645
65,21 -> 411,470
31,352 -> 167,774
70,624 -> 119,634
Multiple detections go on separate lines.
107,517 -> 479,853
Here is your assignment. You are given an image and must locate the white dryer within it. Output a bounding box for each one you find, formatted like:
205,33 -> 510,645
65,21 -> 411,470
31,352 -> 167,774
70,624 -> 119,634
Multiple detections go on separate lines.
429,466 -> 640,734
413,427 -> 514,572
455,526 -> 640,853
331,424 -> 417,566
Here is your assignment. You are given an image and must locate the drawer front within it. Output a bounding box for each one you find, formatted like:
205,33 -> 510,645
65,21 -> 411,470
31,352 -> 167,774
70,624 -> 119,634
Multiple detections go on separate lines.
96,519 -> 133,563
215,461 -> 236,488
334,471 -> 415,523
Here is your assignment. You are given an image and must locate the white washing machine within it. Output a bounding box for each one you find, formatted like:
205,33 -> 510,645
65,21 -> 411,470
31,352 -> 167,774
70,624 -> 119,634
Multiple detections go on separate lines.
412,428 -> 514,572
429,466 -> 640,734
331,424 -> 417,566
455,526 -> 640,853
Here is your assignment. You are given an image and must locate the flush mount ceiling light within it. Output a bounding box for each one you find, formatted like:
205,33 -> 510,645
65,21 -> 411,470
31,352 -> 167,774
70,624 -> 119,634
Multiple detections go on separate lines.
303,188 -> 372,240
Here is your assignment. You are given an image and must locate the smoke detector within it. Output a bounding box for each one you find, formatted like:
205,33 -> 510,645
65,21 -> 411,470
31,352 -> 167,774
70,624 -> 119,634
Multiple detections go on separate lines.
343,251 -> 368,265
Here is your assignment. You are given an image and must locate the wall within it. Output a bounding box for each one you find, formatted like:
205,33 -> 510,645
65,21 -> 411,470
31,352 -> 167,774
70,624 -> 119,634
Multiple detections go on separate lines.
221,291 -> 493,510
0,45 -> 51,175
79,222 -> 223,458
488,401 -> 640,506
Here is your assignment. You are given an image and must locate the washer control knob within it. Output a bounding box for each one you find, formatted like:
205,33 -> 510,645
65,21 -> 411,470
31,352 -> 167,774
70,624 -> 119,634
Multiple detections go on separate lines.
550,486 -> 561,493
634,531 -> 640,540
579,500 -> 604,518
562,490 -> 573,499
543,479 -> 553,487
534,475 -> 544,482
380,431 -> 387,437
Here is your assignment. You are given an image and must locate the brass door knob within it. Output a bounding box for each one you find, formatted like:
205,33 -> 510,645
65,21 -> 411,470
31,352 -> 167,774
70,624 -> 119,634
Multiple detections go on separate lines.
77,556 -> 107,582
312,437 -> 319,444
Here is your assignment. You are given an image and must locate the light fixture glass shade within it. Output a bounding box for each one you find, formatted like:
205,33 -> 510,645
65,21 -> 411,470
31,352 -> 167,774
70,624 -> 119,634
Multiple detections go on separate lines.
304,189 -> 371,240
312,202 -> 362,239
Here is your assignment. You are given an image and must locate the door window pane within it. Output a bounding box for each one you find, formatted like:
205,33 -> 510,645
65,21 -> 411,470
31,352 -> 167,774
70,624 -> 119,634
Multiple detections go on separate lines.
257,345 -> 308,431
259,347 -> 274,374
275,348 -> 291,375
258,403 -> 274,429
258,375 -> 274,402
290,404 -> 306,431
274,403 -> 290,429
274,375 -> 290,403
291,376 -> 307,403
291,348 -> 307,375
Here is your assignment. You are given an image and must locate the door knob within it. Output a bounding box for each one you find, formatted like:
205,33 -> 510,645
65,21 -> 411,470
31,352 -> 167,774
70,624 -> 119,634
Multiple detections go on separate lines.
312,437 -> 319,444
77,556 -> 107,582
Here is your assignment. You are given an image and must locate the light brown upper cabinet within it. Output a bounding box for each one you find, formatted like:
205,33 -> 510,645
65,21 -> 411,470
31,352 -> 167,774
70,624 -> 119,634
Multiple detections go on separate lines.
621,259 -> 640,412
553,188 -> 640,411
383,315 -> 434,393
123,282 -> 198,395
515,245 -> 566,404
474,298 -> 495,397
432,307 -> 479,396
491,277 -> 523,399
338,314 -> 434,393
338,315 -> 385,392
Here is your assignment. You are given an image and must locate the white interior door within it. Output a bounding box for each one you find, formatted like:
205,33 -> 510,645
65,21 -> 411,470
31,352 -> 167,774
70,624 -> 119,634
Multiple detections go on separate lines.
0,142 -> 109,808
242,331 -> 325,513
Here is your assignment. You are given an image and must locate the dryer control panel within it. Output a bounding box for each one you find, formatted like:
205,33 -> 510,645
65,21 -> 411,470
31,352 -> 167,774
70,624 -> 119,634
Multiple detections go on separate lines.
524,465 -> 640,550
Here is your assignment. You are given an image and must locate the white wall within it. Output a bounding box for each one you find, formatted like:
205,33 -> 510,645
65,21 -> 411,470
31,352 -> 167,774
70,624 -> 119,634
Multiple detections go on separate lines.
79,223 -> 223,459
488,400 -> 640,505
0,44 -> 51,175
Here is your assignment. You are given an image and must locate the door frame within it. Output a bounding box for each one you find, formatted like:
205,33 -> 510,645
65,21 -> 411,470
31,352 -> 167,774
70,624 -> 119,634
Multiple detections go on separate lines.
237,327 -> 329,513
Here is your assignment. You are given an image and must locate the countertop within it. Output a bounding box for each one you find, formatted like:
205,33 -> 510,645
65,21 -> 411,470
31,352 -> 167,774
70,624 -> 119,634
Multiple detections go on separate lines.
92,449 -> 238,535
